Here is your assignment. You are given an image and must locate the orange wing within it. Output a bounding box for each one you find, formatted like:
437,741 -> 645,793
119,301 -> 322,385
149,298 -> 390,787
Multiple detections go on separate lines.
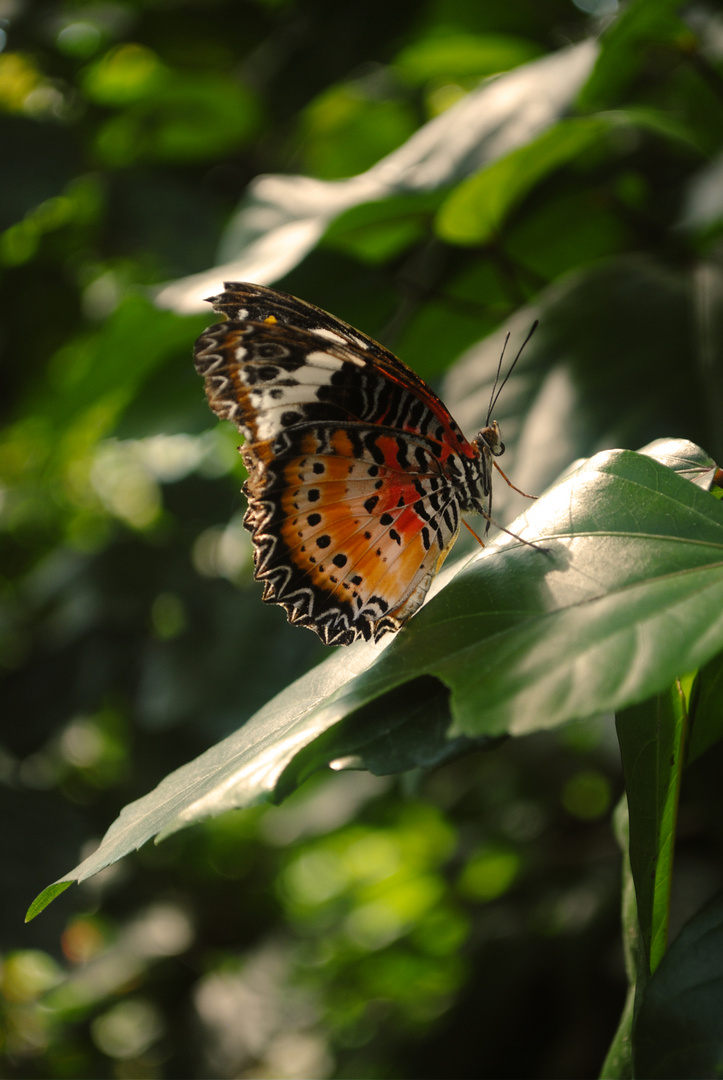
243,422 -> 464,645
194,283 -> 484,645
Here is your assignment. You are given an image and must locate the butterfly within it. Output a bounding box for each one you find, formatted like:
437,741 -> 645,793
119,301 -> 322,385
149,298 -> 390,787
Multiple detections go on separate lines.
194,282 -> 529,647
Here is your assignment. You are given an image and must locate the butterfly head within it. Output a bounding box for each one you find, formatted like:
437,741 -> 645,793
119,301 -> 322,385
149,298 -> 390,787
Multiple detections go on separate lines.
474,419 -> 505,460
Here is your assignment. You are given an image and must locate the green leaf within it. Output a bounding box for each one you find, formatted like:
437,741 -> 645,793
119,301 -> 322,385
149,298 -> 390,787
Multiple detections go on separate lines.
579,0 -> 691,111
394,32 -> 542,85
616,681 -> 690,978
160,41 -> 597,311
39,297 -> 206,434
644,438 -> 722,491
436,109 -> 701,248
503,185 -> 630,281
404,450 -> 723,739
619,106 -> 705,154
25,881 -> 73,922
688,651 -> 723,764
81,43 -> 166,105
298,84 -> 417,180
633,890 -> 723,1078
95,72 -> 262,165
323,191 -> 444,264
35,440 -> 723,912
436,115 -> 616,246
600,798 -> 638,1080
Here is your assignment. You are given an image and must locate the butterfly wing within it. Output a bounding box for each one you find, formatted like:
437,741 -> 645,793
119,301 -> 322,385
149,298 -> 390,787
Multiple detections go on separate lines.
199,282 -> 476,460
243,421 -> 464,645
194,283 -> 482,645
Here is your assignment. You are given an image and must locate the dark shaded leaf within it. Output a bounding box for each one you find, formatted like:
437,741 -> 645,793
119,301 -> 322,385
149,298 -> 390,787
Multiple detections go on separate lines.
579,0 -> 689,110
600,798 -> 638,1080
688,651 -> 723,765
0,116 -> 81,231
95,72 -> 262,165
634,890 -> 723,1078
616,682 -> 689,976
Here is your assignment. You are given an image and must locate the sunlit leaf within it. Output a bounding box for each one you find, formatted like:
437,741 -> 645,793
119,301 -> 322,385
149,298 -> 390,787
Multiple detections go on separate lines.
33,440 -> 723,909
378,448 -> 723,739
81,43 -> 164,104
25,881 -> 73,922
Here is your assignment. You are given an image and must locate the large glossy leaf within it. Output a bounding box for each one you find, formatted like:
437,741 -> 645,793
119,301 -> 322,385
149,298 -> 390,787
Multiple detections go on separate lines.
357,445 -> 723,739
29,439 -> 723,917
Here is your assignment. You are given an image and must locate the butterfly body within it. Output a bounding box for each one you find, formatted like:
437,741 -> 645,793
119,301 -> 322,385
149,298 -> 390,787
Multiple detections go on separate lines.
194,282 -> 505,646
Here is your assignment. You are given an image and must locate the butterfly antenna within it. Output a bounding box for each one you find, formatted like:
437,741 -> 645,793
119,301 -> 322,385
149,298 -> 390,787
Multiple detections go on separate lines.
486,334 -> 510,427
485,320 -> 539,425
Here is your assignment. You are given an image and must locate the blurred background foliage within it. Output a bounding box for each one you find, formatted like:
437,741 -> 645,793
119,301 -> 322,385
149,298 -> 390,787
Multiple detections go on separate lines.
2,0 -> 723,1076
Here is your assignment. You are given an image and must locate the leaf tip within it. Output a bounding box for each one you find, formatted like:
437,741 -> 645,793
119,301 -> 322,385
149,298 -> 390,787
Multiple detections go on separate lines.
25,880 -> 74,922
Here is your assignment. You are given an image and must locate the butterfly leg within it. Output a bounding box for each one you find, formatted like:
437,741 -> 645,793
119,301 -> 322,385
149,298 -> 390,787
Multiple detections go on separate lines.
492,459 -> 537,500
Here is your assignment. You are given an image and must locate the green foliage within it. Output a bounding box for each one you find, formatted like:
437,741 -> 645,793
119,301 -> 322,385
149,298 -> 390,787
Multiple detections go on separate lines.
617,683 -> 691,980
436,111 -> 701,246
634,892 -> 723,1077
3,0 -> 723,1077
